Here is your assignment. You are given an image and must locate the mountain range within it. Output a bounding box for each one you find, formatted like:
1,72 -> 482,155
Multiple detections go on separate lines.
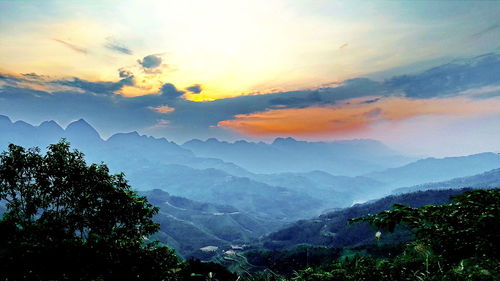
0,115 -> 406,216
393,167 -> 500,194
2,115 -> 500,259
183,137 -> 413,176
365,152 -> 500,188
3,115 -> 500,212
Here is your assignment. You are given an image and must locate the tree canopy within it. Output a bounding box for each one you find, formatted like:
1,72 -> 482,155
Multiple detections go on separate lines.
287,189 -> 500,281
352,189 -> 500,262
0,140 -> 180,280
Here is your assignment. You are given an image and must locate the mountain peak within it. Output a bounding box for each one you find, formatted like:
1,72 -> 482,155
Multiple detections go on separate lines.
206,137 -> 221,144
39,120 -> 63,131
118,131 -> 140,137
65,119 -> 101,140
0,115 -> 12,125
183,139 -> 203,146
272,137 -> 298,145
107,131 -> 141,142
67,118 -> 91,128
13,120 -> 35,129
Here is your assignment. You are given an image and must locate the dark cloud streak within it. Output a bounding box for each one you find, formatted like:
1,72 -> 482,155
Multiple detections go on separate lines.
186,84 -> 202,94
52,39 -> 88,54
470,23 -> 500,39
105,42 -> 133,55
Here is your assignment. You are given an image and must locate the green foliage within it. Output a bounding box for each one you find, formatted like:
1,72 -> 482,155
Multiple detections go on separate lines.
179,259 -> 238,281
262,188 -> 470,251
238,272 -> 286,281
245,245 -> 341,276
352,189 -> 500,261
246,189 -> 500,280
0,141 -> 180,280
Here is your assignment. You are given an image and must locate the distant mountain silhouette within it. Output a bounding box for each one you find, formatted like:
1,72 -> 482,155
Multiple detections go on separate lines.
3,115 -> 500,263
393,167 -> 500,194
0,116 -> 322,221
365,153 -> 500,189
250,171 -> 386,207
183,137 -> 413,176
65,119 -> 102,144
0,116 -> 203,163
129,163 -> 322,221
3,116 -> 500,222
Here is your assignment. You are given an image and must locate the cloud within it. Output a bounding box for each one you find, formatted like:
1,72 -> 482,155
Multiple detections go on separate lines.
454,85 -> 500,98
104,38 -> 133,55
385,52 -> 500,98
149,105 -> 175,114
56,70 -> 134,95
138,54 -> 162,68
470,23 -> 500,39
364,108 -> 382,118
269,91 -> 322,106
52,39 -> 88,54
159,83 -> 184,100
1,50 -> 500,143
218,96 -> 500,138
0,72 -> 84,93
119,69 -> 134,78
186,84 -> 202,94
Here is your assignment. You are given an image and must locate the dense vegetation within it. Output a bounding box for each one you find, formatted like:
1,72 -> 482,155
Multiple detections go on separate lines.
0,141 -> 181,280
277,189 -> 500,280
260,188 -> 476,251
1,141 -> 498,280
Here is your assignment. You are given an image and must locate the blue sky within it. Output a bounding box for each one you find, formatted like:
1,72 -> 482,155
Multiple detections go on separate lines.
1,0 -> 500,156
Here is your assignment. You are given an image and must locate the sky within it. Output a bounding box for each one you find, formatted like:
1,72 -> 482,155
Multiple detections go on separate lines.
1,0 -> 500,156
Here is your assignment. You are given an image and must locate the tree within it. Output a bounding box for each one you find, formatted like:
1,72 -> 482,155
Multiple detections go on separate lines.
289,189 -> 500,281
351,189 -> 500,262
0,140 -> 180,280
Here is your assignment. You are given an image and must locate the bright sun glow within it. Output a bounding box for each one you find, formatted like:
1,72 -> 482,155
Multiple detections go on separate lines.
0,0 -> 418,101
1,0 -> 499,102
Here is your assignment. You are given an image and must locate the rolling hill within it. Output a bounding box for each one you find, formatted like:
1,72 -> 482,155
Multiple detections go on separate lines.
393,167 -> 500,194
142,189 -> 278,259
364,153 -> 500,190
259,188 -> 478,251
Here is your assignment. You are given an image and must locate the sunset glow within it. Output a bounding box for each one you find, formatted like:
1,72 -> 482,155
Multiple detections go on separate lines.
2,1 -> 500,101
1,0 -> 500,156
218,97 -> 500,138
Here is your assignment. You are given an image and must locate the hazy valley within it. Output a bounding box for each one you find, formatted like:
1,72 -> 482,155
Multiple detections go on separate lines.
2,115 -> 500,261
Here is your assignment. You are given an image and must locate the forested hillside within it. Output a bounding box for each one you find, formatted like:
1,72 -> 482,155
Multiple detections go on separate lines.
254,188 -> 477,251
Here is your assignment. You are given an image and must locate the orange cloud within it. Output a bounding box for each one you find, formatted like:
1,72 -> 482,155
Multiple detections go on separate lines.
149,105 -> 175,114
218,97 -> 500,138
